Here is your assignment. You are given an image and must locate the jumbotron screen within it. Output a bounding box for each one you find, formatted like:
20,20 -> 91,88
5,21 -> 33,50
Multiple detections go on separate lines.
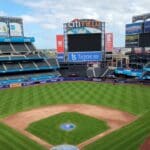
67,33 -> 102,52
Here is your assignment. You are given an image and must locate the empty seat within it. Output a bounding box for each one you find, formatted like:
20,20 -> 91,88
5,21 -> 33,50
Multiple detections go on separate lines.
12,43 -> 29,52
0,43 -> 13,52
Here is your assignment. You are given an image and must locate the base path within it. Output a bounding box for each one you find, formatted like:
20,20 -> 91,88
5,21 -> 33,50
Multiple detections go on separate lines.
2,104 -> 137,150
140,137 -> 150,150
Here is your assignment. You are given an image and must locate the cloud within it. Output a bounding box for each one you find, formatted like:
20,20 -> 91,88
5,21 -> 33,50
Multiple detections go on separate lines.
14,0 -> 150,47
0,11 -> 7,16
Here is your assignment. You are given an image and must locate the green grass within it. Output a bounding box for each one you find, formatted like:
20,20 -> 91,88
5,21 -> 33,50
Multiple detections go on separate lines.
83,111 -> 150,150
26,112 -> 109,145
0,123 -> 45,150
0,82 -> 149,118
0,81 -> 149,150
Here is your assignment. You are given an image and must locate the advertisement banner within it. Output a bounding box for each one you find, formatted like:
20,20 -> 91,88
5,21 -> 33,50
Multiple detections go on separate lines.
56,35 -> 64,53
10,83 -> 22,88
126,22 -> 143,35
0,22 -> 9,36
68,51 -> 102,62
105,33 -> 113,52
144,21 -> 150,33
9,22 -> 23,36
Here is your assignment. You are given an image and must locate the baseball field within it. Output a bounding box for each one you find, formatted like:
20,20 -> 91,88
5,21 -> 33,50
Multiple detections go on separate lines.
0,81 -> 150,150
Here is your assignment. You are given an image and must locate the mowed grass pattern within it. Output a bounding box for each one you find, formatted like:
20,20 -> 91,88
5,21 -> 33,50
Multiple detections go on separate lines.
0,82 -> 149,118
84,111 -> 150,150
26,112 -> 109,145
0,123 -> 45,150
0,82 -> 149,150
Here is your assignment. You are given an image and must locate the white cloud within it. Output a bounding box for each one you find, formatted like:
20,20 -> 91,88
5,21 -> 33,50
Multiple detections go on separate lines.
14,0 -> 150,47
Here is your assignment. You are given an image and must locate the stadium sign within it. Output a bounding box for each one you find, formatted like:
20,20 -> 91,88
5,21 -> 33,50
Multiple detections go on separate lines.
68,51 -> 102,62
65,19 -> 102,30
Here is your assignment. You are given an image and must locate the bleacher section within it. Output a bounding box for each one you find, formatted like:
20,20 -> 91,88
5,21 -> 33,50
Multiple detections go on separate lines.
5,62 -> 21,71
12,43 -> 29,52
25,43 -> 36,51
0,43 -> 13,53
0,42 -> 60,86
21,62 -> 36,70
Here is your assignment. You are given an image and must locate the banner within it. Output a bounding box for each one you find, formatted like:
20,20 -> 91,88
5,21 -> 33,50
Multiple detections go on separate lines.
68,51 -> 102,62
9,22 -> 23,36
56,35 -> 64,53
105,33 -> 113,52
126,22 -> 143,35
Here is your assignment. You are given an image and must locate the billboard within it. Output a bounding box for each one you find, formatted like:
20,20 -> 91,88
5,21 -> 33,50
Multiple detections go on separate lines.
68,51 -> 102,62
144,21 -> 150,33
0,22 -> 9,36
126,34 -> 139,47
0,17 -> 24,37
9,22 -> 23,36
105,33 -> 113,52
56,35 -> 64,53
126,22 -> 143,35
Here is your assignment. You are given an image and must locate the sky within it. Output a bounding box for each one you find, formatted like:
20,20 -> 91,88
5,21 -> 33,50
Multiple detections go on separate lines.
0,0 -> 150,49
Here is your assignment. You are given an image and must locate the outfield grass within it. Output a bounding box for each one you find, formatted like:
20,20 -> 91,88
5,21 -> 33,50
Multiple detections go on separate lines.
26,112 -> 109,145
0,82 -> 149,118
0,82 -> 149,150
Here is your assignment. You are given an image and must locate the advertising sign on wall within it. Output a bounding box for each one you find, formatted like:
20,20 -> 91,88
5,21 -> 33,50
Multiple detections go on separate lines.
105,33 -> 113,52
9,22 -> 23,36
0,22 -> 9,36
57,53 -> 65,62
56,35 -> 64,53
68,51 -> 102,62
126,22 -> 143,35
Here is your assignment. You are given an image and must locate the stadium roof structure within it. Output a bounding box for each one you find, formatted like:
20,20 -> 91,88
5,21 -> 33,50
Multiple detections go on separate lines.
132,13 -> 150,22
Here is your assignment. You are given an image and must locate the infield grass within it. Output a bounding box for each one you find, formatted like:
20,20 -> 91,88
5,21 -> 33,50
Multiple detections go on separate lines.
26,112 -> 109,145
